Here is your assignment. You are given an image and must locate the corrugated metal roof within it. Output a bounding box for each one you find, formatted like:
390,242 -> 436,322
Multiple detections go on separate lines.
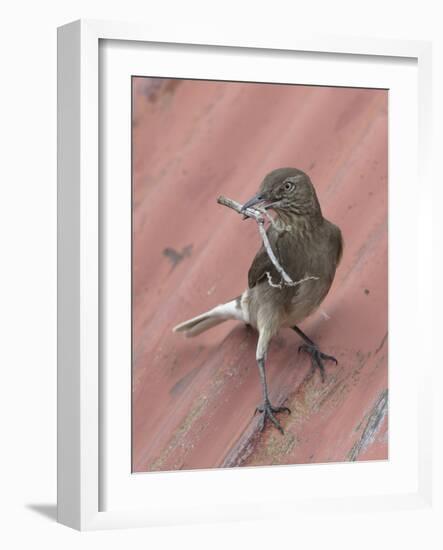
132,77 -> 388,472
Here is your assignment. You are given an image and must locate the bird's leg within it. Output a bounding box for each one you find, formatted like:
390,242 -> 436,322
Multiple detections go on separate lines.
292,325 -> 338,382
254,357 -> 291,434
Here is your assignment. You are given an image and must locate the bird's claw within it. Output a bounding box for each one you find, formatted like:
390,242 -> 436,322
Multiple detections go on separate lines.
255,401 -> 291,434
298,343 -> 338,382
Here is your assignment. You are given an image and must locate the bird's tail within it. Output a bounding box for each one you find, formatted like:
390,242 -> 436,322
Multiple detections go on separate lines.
173,296 -> 245,337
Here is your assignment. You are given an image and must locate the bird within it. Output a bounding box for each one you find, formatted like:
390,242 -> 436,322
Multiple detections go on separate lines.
173,167 -> 343,434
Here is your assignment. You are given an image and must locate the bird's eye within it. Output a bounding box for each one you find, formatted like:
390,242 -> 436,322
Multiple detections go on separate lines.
284,181 -> 293,191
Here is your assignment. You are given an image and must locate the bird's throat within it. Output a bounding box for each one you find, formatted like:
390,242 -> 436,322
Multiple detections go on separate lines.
273,209 -> 322,234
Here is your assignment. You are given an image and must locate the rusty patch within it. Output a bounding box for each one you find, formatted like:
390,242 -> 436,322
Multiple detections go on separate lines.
347,389 -> 388,461
163,244 -> 193,269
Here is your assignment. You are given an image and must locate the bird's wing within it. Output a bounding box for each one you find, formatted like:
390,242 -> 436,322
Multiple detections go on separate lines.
248,228 -> 304,289
248,243 -> 278,288
334,225 -> 344,265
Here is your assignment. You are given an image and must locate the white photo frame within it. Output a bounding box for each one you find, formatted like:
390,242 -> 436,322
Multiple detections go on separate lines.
57,19 -> 434,531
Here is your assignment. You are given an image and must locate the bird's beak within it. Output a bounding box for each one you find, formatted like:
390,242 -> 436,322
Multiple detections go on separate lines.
240,193 -> 280,212
240,193 -> 266,212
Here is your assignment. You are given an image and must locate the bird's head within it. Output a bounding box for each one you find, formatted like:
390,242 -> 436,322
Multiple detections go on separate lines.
240,167 -> 322,221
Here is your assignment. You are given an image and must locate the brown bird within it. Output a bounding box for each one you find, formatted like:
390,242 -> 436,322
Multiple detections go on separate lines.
173,167 -> 343,433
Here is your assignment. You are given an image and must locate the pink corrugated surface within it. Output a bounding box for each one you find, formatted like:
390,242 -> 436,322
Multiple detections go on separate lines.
132,77 -> 388,472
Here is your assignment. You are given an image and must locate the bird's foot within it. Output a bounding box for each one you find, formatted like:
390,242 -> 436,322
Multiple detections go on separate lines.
298,343 -> 338,382
255,400 -> 291,434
